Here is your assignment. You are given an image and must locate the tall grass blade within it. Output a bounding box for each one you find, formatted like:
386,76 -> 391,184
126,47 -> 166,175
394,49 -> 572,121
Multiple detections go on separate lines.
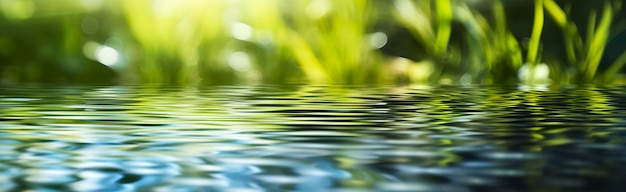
544,0 -> 567,29
527,0 -> 544,66
494,0 -> 524,70
493,0 -> 507,37
586,2 -> 613,80
508,35 -> 524,68
393,0 -> 435,55
289,33 -> 328,83
585,11 -> 597,57
565,28 -> 579,65
544,0 -> 578,65
435,0 -> 453,55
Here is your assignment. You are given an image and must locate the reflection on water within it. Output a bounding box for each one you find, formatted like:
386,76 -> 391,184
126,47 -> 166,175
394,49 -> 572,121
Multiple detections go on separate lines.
1,85 -> 626,191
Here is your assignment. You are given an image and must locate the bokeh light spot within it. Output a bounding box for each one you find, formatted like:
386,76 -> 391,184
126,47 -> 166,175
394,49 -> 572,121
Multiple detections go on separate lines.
518,63 -> 551,84
82,41 -> 100,60
306,0 -> 331,19
231,22 -> 253,41
96,45 -> 120,67
228,52 -> 252,72
152,0 -> 176,18
81,0 -> 103,11
369,32 -> 388,49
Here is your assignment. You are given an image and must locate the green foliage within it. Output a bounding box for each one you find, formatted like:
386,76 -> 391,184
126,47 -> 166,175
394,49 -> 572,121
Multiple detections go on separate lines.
527,0 -> 545,70
122,0 -> 386,85
393,0 -> 524,84
544,0 -> 626,83
0,0 -> 625,85
284,0 -> 385,84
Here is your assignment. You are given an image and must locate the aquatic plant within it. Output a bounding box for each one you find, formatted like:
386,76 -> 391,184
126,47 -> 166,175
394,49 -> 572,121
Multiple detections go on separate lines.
122,0 -> 386,85
393,0 -> 524,84
0,0 -> 625,85
280,0 -> 386,84
543,0 -> 626,84
393,0 -> 626,85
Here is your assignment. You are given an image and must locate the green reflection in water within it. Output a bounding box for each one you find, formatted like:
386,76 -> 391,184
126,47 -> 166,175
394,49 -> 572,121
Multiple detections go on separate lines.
3,85 -> 626,190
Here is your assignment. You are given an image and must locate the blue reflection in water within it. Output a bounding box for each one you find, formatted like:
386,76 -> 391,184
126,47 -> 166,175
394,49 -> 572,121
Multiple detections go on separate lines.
1,85 -> 626,191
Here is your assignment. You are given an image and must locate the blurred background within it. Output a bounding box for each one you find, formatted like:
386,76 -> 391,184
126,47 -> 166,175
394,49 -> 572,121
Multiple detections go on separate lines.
0,0 -> 624,85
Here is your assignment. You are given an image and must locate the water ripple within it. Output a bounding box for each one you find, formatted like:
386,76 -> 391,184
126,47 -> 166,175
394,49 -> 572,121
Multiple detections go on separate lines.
1,85 -> 626,191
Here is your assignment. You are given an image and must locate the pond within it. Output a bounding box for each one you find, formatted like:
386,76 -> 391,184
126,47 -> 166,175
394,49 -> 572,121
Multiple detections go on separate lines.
1,85 -> 626,192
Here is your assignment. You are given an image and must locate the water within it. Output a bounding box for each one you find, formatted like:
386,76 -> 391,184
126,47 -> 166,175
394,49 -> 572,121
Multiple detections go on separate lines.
1,84 -> 626,192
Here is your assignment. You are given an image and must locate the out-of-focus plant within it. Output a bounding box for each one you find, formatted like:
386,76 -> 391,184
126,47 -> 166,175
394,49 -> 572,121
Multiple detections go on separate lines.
543,0 -> 626,83
456,0 -> 525,85
393,0 -> 625,85
2,0 -> 626,85
123,0 -> 386,85
393,0 -> 524,84
518,0 -> 547,84
124,1 -> 231,84
392,0 -> 451,83
285,0 -> 385,84
0,0 -> 120,84
237,0 -> 301,83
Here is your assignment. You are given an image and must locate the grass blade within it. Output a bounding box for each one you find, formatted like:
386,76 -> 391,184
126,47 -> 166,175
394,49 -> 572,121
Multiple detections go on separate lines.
435,0 -> 453,55
603,51 -> 626,82
543,0 -> 567,29
393,0 -> 435,54
493,0 -> 507,40
586,2 -> 613,80
544,0 -> 579,65
527,0 -> 544,66
289,33 -> 328,82
585,11 -> 597,56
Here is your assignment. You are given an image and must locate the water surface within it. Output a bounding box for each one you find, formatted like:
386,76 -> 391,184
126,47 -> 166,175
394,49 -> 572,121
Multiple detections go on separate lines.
1,85 -> 626,192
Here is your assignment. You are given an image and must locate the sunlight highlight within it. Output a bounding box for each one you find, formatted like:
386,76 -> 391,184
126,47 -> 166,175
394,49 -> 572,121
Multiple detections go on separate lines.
96,45 -> 120,67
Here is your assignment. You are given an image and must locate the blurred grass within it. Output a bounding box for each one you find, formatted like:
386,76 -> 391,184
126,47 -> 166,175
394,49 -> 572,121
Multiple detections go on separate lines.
544,0 -> 626,84
123,0 -> 386,84
0,0 -> 625,85
394,0 -> 525,84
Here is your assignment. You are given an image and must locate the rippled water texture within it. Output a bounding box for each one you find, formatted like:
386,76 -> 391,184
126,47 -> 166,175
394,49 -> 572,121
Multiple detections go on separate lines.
2,85 -> 626,191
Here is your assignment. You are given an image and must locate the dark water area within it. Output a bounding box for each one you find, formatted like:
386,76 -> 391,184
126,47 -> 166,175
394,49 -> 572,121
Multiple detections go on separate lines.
1,84 -> 626,192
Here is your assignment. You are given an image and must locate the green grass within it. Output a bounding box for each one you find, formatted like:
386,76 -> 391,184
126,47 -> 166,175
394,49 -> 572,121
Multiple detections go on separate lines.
544,0 -> 626,84
285,0 -> 385,84
527,0 -> 545,68
0,0 -> 625,85
122,0 -> 386,85
394,0 -> 525,84
394,0 -> 625,85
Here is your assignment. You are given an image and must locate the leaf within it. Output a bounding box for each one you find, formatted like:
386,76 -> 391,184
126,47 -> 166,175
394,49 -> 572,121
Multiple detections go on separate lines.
393,0 -> 435,54
289,32 -> 328,82
543,0 -> 567,29
527,0 -> 545,66
434,0 -> 453,55
585,10 -> 597,56
586,2 -> 613,79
